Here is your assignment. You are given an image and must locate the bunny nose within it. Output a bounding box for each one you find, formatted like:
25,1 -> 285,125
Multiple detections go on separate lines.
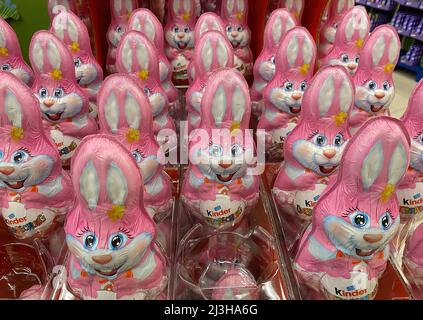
291,93 -> 302,101
231,31 -> 238,37
0,167 -> 14,176
363,234 -> 382,243
43,100 -> 55,108
347,63 -> 356,70
177,33 -> 185,39
323,149 -> 336,159
375,91 -> 385,99
92,255 -> 113,265
219,161 -> 233,169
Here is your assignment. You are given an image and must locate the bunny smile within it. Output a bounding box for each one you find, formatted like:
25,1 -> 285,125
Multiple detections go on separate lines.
289,105 -> 301,114
4,179 -> 26,190
44,111 -> 63,121
216,173 -> 236,183
175,40 -> 189,50
93,264 -> 124,277
319,165 -> 338,175
370,104 -> 384,113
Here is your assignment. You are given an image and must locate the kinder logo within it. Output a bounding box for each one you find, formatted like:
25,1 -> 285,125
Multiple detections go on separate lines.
334,285 -> 368,298
403,193 -> 423,206
207,205 -> 231,218
304,195 -> 320,208
5,213 -> 27,226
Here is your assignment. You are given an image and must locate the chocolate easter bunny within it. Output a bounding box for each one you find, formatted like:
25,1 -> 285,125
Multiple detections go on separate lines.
267,0 -> 304,22
65,135 -> 167,300
273,66 -> 354,225
127,8 -> 179,115
320,6 -> 370,76
29,31 -> 98,166
0,72 -> 73,240
294,116 -> 410,300
181,68 -> 260,231
116,31 -> 175,146
185,30 -> 234,132
106,0 -> 138,74
250,9 -> 297,115
221,0 -> 253,81
164,0 -> 196,85
50,11 -> 104,118
257,27 -> 316,159
47,0 -> 77,20
350,25 -> 400,134
0,17 -> 34,85
97,74 -> 173,221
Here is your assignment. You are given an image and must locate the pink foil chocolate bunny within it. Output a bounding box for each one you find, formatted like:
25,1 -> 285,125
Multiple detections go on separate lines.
318,0 -> 354,58
320,6 -> 370,76
0,72 -> 73,240
294,116 -> 410,300
0,17 -> 34,86
276,0 -> 304,22
106,0 -> 138,74
29,30 -> 98,167
257,27 -> 316,158
221,0 -> 253,81
185,30 -> 234,133
116,31 -> 175,145
273,66 -> 354,225
396,79 -> 423,218
47,0 -> 77,20
187,12 -> 226,84
50,11 -> 104,118
250,9 -> 297,115
127,8 -> 179,115
181,68 -> 260,232
65,135 -> 167,300
164,0 -> 196,86
97,74 -> 173,221
350,25 -> 400,135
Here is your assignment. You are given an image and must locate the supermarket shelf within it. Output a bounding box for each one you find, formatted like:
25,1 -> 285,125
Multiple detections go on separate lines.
356,0 -> 397,11
397,59 -> 423,81
395,0 -> 423,10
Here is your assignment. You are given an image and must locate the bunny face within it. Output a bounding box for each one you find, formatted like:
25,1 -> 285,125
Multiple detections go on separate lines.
74,54 -> 99,85
165,21 -> 194,50
66,135 -> 156,279
107,0 -> 137,48
108,23 -> 127,47
268,76 -> 307,116
225,23 -> 250,49
353,25 -> 400,114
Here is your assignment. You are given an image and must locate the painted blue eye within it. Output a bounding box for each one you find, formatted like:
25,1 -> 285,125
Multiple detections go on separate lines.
184,27 -> 190,33
210,144 -> 223,157
367,80 -> 377,91
313,134 -> 327,147
1,63 -> 11,71
418,134 -> 423,145
231,144 -> 242,157
54,87 -> 64,98
351,212 -> 369,229
341,54 -> 349,63
173,26 -> 179,33
237,26 -> 243,32
269,56 -> 275,64
143,87 -> 152,96
12,150 -> 29,164
355,55 -> 360,64
83,232 -> 97,250
226,25 -> 233,33
131,150 -> 143,163
74,58 -> 82,68
283,81 -> 293,92
0,150 -> 3,159
39,88 -> 48,98
116,26 -> 124,33
382,81 -> 390,91
109,233 -> 127,250
333,134 -> 344,147
300,81 -> 307,92
380,213 -> 393,230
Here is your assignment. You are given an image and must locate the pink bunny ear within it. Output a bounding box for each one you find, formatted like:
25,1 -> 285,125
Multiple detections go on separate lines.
333,6 -> 369,48
116,31 -> 160,81
0,17 -> 24,59
327,0 -> 353,21
357,25 -> 400,73
221,0 -> 248,24
50,11 -> 92,54
29,30 -> 76,80
0,72 -> 45,141
98,74 -> 154,139
169,0 -> 197,23
110,0 -> 138,21
194,12 -> 226,42
401,79 -> 423,139
263,9 -> 297,51
47,0 -> 77,19
301,66 -> 355,122
194,30 -> 234,78
275,27 -> 317,77
200,68 -> 251,129
128,8 -> 165,52
278,0 -> 304,21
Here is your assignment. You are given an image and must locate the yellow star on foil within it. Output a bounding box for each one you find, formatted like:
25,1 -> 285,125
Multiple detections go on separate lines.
182,12 -> 190,22
137,69 -> 149,81
295,11 -> 300,18
69,41 -> 80,53
126,128 -> 140,143
107,205 -> 125,221
380,184 -> 395,202
0,47 -> 8,57
299,63 -> 310,75
50,68 -> 63,81
355,38 -> 364,48
332,112 -> 348,126
384,63 -> 395,74
230,121 -> 241,135
10,126 -> 24,141
236,11 -> 244,21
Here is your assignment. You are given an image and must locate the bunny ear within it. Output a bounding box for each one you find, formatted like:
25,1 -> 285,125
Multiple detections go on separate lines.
125,0 -> 134,11
114,0 -> 123,15
272,16 -> 283,44
212,84 -> 227,125
361,140 -> 384,190
79,160 -> 100,210
104,91 -> 120,133
339,77 -> 353,113
201,39 -> 213,72
344,13 -> 355,41
31,40 -> 44,72
124,91 -> 141,129
173,0 -> 180,14
136,41 -> 149,71
318,75 -> 335,116
286,33 -> 299,68
120,37 -> 133,72
237,0 -> 244,11
231,85 -> 246,123
130,15 -> 142,31
226,0 -> 234,13
106,161 -> 129,206
216,40 -> 229,67
144,16 -> 156,43
388,35 -> 400,64
4,89 -> 23,128
66,15 -> 79,43
0,26 -> 6,48
183,0 -> 191,12
337,0 -> 347,14
358,10 -> 369,39
388,142 -> 408,186
302,35 -> 314,65
372,33 -> 385,67
47,39 -> 62,70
